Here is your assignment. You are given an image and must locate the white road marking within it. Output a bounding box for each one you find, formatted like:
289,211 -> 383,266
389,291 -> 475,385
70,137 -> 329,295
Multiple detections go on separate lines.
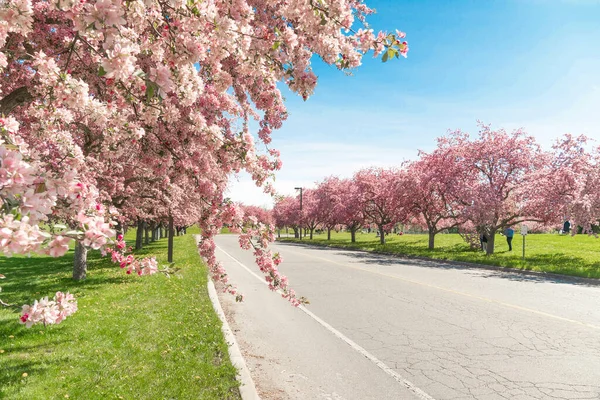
216,244 -> 436,400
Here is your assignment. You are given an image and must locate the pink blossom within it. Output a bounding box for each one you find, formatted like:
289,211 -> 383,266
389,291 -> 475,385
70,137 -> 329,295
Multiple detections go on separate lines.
19,293 -> 73,328
47,235 -> 71,257
150,66 -> 176,98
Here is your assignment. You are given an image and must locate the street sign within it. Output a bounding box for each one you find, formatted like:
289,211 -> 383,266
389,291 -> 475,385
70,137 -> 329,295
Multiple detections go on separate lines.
521,225 -> 527,259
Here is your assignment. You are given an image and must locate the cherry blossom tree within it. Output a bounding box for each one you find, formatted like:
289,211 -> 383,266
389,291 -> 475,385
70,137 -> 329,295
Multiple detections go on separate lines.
536,134 -> 600,234
444,124 -> 548,254
334,178 -> 365,243
272,196 -> 301,238
1,0 -> 409,316
313,177 -> 344,240
240,204 -> 273,226
404,146 -> 466,249
354,167 -> 408,245
299,188 -> 321,240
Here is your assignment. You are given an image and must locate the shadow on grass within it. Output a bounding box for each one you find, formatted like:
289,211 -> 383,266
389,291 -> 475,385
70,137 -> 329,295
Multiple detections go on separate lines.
0,235 -> 215,399
0,322 -> 72,397
277,240 -> 600,287
0,355 -> 72,398
0,238 -> 174,306
0,253 -> 132,306
0,359 -> 53,397
132,243 -> 169,258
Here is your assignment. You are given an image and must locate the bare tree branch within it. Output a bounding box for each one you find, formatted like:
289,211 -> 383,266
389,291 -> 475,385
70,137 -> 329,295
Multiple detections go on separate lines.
0,87 -> 33,116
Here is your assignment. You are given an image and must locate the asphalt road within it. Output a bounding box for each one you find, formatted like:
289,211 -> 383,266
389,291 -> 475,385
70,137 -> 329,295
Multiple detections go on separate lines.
213,235 -> 600,400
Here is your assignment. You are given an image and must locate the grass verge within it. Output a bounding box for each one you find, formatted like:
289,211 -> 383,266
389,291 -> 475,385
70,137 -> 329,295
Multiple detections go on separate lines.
279,231 -> 600,279
0,227 -> 240,399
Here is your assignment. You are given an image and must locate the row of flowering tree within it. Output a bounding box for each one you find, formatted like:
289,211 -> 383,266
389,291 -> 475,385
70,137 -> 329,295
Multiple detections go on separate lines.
1,0 -> 410,324
273,125 -> 600,255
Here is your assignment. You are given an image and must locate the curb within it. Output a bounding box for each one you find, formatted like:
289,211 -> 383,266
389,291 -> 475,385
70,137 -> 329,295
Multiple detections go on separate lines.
207,277 -> 260,400
276,239 -> 600,287
196,235 -> 260,400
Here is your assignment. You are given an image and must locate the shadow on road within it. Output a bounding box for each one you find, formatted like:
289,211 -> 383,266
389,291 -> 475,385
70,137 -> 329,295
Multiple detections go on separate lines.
275,241 -> 600,288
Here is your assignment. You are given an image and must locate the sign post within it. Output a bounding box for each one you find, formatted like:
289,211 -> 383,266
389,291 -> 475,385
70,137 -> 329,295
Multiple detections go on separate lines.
521,225 -> 528,260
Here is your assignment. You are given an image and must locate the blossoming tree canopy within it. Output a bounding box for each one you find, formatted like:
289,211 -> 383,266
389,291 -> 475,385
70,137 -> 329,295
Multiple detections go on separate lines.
440,124 -> 548,254
354,167 -> 409,245
333,178 -> 365,243
539,134 -> 600,234
1,0 -> 410,314
273,195 -> 301,234
403,148 -> 467,250
0,0 -> 409,230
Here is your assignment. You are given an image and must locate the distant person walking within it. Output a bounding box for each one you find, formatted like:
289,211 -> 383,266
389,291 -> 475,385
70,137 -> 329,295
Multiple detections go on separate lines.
480,233 -> 488,252
504,226 -> 514,251
563,220 -> 571,234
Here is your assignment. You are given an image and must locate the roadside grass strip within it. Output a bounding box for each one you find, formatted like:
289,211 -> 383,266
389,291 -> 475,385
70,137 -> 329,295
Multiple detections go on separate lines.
279,232 -> 600,279
0,227 -> 240,400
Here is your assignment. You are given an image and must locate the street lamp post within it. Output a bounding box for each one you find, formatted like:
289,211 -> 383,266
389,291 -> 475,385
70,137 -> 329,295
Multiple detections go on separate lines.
294,187 -> 303,240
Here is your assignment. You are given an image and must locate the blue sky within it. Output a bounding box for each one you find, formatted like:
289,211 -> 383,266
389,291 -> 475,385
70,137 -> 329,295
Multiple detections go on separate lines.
227,0 -> 600,207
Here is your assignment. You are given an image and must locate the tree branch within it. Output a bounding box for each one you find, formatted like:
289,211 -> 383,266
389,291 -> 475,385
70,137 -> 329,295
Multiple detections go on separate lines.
0,87 -> 33,115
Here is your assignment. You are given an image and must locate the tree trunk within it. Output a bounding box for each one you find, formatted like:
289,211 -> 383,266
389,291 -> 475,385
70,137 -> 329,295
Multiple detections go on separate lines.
378,225 -> 385,245
309,228 -> 314,240
351,228 -> 356,243
294,228 -> 299,238
115,221 -> 123,237
327,228 -> 331,240
168,216 -> 174,263
73,242 -> 88,281
428,230 -> 435,250
144,224 -> 149,245
486,230 -> 496,255
135,219 -> 144,250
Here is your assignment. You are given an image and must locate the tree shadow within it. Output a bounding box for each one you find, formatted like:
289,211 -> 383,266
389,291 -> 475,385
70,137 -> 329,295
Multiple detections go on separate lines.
0,235 -> 182,398
0,237 -> 173,306
276,241 -> 600,288
280,237 -> 480,257
0,252 -> 134,306
0,338 -> 71,398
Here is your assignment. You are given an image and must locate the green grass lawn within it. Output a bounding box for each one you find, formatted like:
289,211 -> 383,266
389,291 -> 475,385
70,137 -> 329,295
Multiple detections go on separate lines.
0,227 -> 240,400
279,231 -> 600,279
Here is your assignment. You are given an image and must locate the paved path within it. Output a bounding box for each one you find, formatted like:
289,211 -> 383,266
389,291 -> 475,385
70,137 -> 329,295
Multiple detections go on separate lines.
214,235 -> 600,400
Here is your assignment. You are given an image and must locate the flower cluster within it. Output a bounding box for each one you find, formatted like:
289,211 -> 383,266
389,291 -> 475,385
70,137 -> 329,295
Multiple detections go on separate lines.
0,118 -> 115,257
199,204 -> 303,306
107,234 -> 159,276
19,291 -> 78,328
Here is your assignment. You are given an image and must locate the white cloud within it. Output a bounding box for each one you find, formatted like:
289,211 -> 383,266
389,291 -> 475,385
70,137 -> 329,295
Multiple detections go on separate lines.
498,85 -> 600,148
226,141 -> 419,207
227,56 -> 600,207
